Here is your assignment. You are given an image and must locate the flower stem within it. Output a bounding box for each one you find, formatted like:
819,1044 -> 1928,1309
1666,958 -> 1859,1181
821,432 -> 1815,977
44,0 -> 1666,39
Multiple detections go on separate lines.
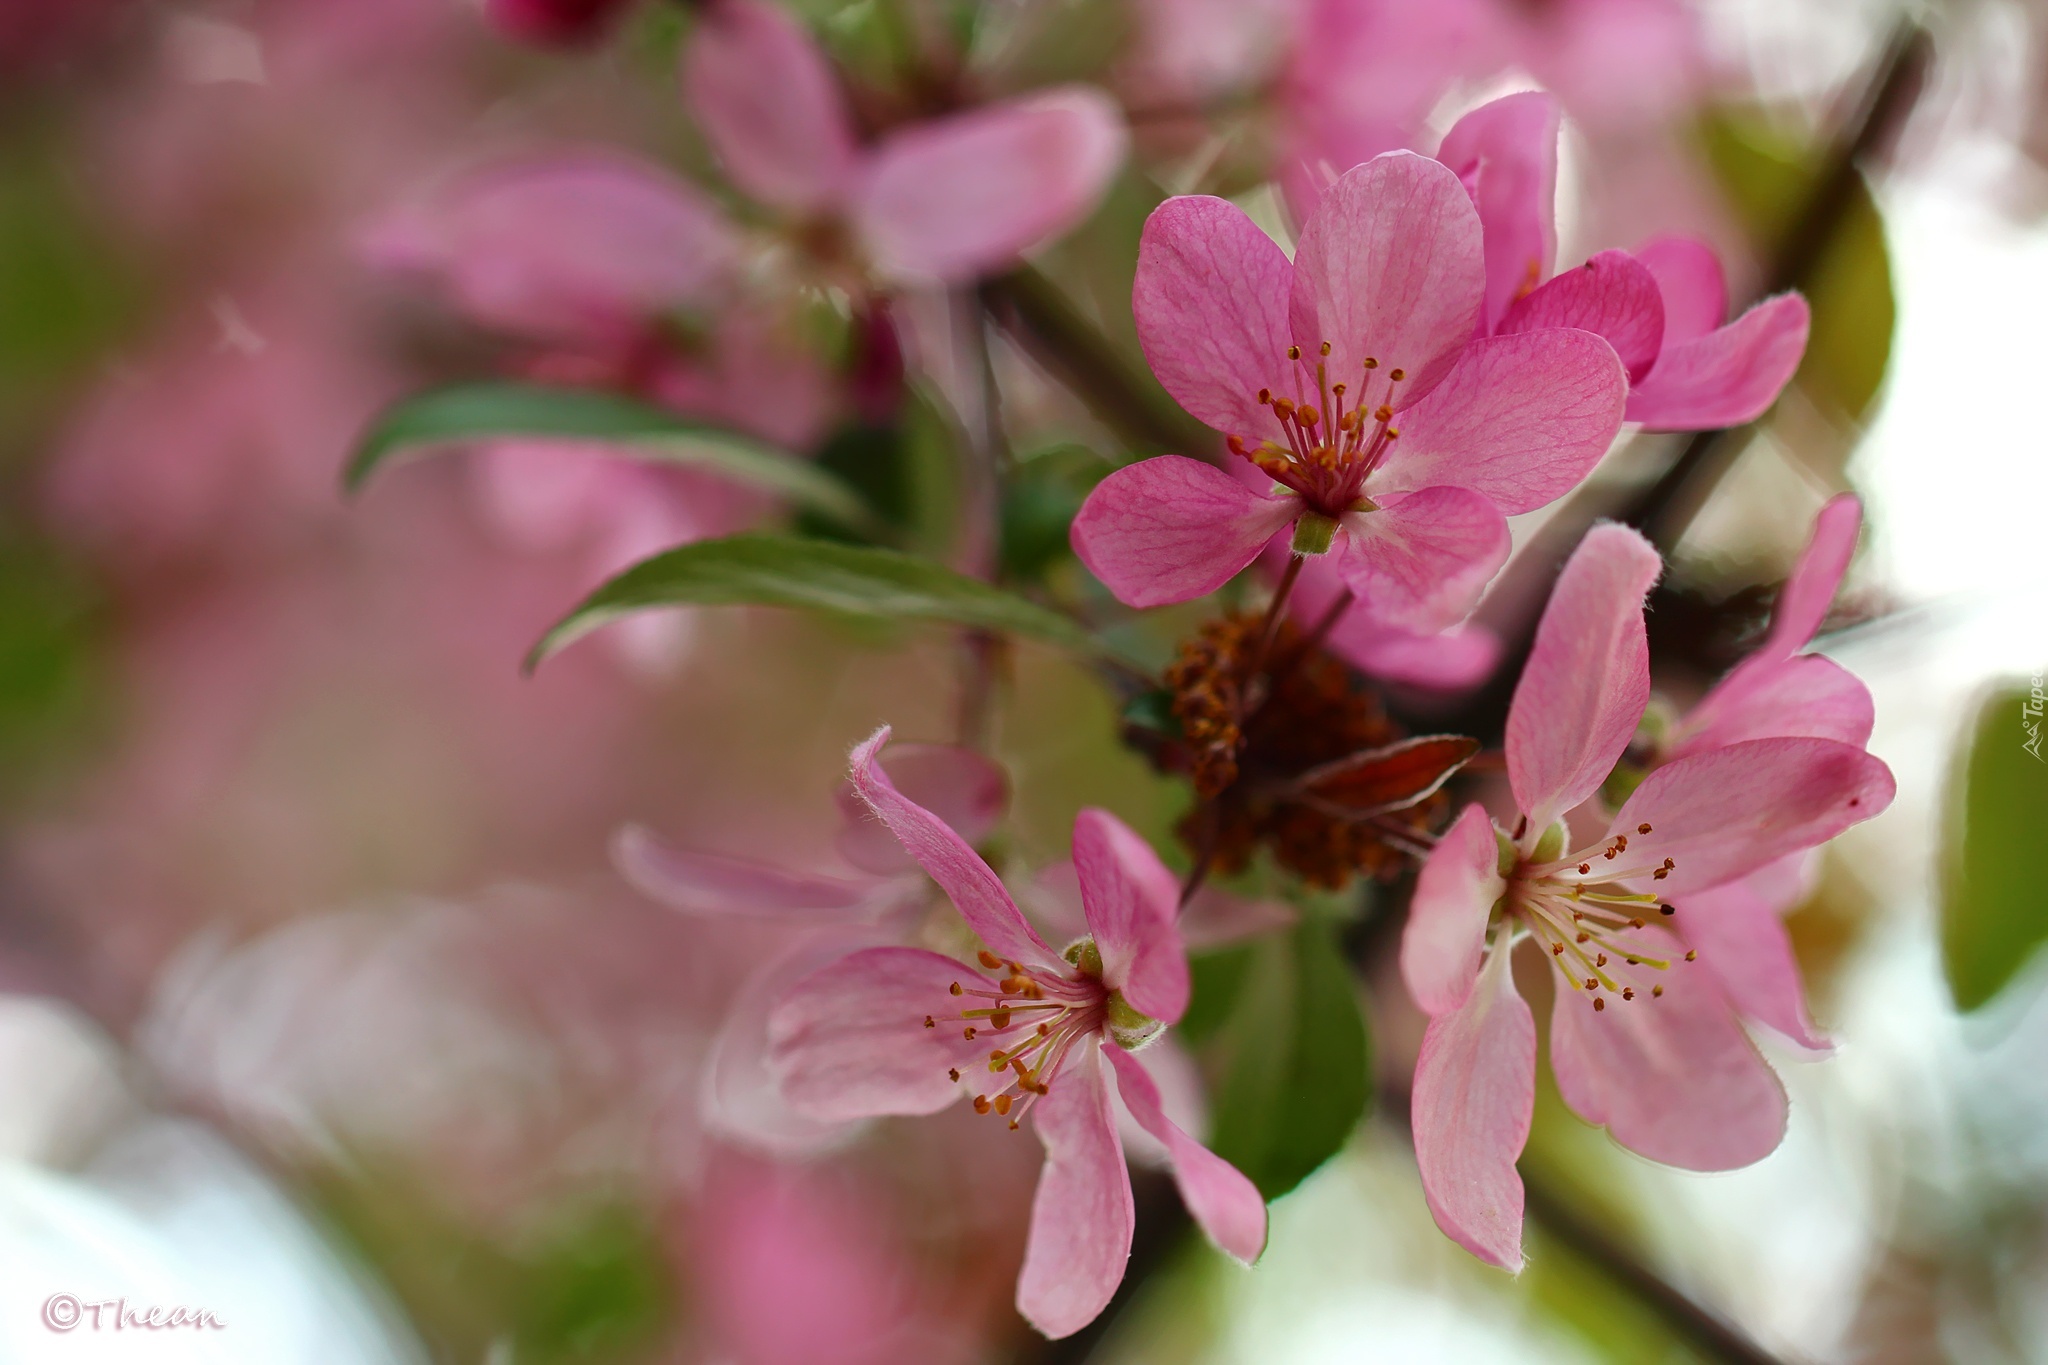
954,284 -> 1009,748
1242,553 -> 1306,709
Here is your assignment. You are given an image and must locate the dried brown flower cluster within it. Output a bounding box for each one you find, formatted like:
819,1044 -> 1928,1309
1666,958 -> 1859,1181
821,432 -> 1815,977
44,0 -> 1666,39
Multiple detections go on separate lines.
1146,614 -> 1476,889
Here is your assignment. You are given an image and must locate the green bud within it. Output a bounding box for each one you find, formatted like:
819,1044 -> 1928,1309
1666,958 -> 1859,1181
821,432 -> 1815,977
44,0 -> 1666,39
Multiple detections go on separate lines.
1532,819 -> 1569,864
1062,936 -> 1104,978
1291,512 -> 1338,556
1495,829 -> 1519,878
1105,990 -> 1164,1051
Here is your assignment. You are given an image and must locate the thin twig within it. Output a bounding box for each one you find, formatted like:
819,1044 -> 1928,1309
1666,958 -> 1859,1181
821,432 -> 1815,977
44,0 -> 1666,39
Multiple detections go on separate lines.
954,285 -> 1009,748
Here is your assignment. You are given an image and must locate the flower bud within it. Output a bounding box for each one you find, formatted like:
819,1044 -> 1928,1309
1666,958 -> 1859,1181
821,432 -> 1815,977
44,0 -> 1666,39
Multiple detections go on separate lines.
1105,991 -> 1164,1051
485,0 -> 636,45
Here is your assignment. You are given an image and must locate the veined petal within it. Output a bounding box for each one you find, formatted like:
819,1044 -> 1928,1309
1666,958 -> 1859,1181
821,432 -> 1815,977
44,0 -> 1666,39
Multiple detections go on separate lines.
1332,486 -> 1510,633
848,727 -> 1058,967
1072,810 -> 1188,1023
1374,328 -> 1626,515
1435,91 -> 1561,336
1017,1042 -> 1135,1340
1767,492 -> 1861,656
1071,456 -> 1300,607
856,87 -> 1127,284
1626,293 -> 1810,430
1104,1044 -> 1266,1262
1411,935 -> 1535,1272
1293,558 -> 1500,688
1548,927 -> 1787,1171
1634,236 -> 1726,345
1498,251 -> 1664,382
682,0 -> 858,213
612,824 -> 880,918
1133,196 -> 1296,444
1664,653 -> 1876,761
1289,152 -> 1485,408
1506,522 -> 1660,831
768,947 -> 990,1120
835,743 -> 1009,875
1402,804 -> 1504,1016
1612,738 -> 1894,896
1671,881 -> 1830,1053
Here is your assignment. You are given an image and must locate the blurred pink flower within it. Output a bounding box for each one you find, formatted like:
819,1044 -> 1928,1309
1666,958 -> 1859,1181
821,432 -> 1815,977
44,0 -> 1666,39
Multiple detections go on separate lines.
683,0 -> 1128,284
1442,92 -> 1812,432
1070,152 -> 1625,629
1276,0 -> 1702,213
692,1152 -> 967,1365
1398,523 -> 1894,1270
767,728 -> 1266,1338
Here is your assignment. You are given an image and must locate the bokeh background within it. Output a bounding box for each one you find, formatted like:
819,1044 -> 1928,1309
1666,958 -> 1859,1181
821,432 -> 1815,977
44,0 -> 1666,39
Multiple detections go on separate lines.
0,0 -> 2044,1362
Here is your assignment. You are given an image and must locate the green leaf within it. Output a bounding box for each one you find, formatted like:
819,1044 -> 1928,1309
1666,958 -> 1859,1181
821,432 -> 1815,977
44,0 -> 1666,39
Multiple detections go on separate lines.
1180,918 -> 1370,1201
527,532 -> 1106,670
1000,442 -> 1111,582
345,382 -> 885,537
1699,111 -> 1896,422
1941,681 -> 2048,1012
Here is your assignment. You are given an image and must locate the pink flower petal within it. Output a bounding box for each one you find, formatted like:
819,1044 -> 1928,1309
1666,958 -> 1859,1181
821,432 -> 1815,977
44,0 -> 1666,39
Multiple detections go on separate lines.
1672,880 -> 1830,1053
1132,195 -> 1296,445
1332,486 -> 1510,633
1633,235 -> 1726,345
1292,557 -> 1501,688
834,742 -> 1010,876
1498,250 -> 1665,382
848,727 -> 1059,967
1070,456 -> 1300,608
1104,1044 -> 1267,1262
611,823 -> 882,918
682,0 -> 857,213
1613,738 -> 1895,896
1289,152 -> 1485,408
1664,653 -> 1876,761
1372,328 -> 1626,515
1548,927 -> 1787,1171
1411,936 -> 1535,1272
1506,522 -> 1661,830
1435,91 -> 1560,336
1401,803 -> 1504,1016
368,155 -> 738,345
1072,809 -> 1189,1023
768,946 -> 992,1120
1017,1042 -> 1135,1339
855,87 -> 1127,284
1625,293 -> 1810,431
1766,492 -> 1861,656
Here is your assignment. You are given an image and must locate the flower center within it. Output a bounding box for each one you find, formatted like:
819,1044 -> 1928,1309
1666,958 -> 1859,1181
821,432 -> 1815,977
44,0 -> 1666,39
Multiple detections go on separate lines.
1506,823 -> 1695,1011
1225,342 -> 1409,521
927,947 -> 1107,1130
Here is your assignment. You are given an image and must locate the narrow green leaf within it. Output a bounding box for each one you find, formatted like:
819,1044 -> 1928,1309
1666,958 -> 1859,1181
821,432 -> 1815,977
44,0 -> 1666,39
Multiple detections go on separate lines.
1941,681 -> 2048,1012
527,533 -> 1104,670
1182,918 -> 1371,1201
345,382 -> 885,537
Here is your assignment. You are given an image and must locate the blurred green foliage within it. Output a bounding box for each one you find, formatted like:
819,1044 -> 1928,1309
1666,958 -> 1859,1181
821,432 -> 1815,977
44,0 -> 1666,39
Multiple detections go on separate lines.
999,440 -> 1110,582
319,1172 -> 674,1365
1178,917 -> 1370,1202
1699,110 -> 1896,424
1941,681 -> 2048,1012
0,533 -> 105,794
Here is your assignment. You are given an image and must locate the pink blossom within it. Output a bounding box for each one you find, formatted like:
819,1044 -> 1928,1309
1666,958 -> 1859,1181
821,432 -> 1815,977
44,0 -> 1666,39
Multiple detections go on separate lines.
684,0 -> 1127,285
1399,523 -> 1893,1270
1632,494 -> 1874,1053
767,728 -> 1266,1338
1441,93 -> 1813,432
1070,152 -> 1626,630
616,742 -> 1008,1151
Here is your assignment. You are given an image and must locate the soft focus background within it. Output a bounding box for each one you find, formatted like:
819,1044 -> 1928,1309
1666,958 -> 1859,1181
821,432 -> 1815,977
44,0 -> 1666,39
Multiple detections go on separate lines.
0,0 -> 2043,1362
